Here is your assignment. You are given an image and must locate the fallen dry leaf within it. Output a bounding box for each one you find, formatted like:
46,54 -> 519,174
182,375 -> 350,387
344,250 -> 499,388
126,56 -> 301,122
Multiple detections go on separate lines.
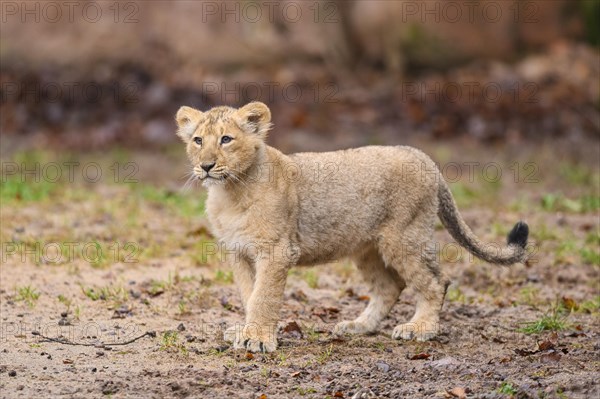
540,352 -> 561,363
448,386 -> 467,399
515,348 -> 537,356
282,321 -> 303,338
538,340 -> 555,351
186,225 -> 213,238
290,290 -> 308,302
409,353 -> 431,360
562,297 -> 579,311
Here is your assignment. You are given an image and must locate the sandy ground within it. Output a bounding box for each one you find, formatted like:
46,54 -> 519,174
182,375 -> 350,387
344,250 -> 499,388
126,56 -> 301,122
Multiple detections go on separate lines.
0,141 -> 598,398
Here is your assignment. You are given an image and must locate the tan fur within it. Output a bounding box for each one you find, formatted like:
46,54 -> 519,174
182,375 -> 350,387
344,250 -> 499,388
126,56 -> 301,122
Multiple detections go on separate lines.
175,102 -> 528,353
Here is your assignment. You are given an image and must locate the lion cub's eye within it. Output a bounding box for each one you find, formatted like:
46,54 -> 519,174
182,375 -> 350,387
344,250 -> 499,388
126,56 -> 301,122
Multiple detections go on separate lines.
220,135 -> 233,144
193,137 -> 202,145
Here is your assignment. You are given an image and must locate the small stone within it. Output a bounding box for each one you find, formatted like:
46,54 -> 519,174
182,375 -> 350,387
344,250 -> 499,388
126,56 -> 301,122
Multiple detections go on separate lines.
215,345 -> 229,353
351,387 -> 377,399
431,357 -> 460,368
129,290 -> 141,299
185,335 -> 195,343
375,361 -> 390,373
169,382 -> 182,391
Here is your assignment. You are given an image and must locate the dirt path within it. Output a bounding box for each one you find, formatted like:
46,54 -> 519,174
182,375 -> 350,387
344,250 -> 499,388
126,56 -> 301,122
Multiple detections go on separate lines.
1,143 -> 598,398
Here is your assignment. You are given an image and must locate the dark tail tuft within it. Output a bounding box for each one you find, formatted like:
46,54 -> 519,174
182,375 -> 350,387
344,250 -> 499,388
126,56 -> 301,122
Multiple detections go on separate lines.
507,221 -> 529,248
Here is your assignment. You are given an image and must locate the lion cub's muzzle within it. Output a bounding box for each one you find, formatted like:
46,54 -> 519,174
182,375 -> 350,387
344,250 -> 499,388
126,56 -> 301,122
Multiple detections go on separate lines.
193,165 -> 228,184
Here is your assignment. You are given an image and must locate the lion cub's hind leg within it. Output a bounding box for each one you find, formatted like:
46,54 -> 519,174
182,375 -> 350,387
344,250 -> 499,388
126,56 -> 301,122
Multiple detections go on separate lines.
391,251 -> 447,341
378,212 -> 449,341
333,247 -> 405,336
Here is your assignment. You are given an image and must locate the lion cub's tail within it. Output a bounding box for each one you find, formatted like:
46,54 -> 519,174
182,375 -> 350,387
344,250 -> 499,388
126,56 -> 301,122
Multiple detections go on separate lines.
437,179 -> 529,265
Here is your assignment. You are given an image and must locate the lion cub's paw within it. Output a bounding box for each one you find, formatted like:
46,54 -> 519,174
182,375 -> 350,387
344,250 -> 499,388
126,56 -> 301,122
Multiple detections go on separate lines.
332,320 -> 373,336
225,324 -> 278,353
392,321 -> 439,341
235,337 -> 277,353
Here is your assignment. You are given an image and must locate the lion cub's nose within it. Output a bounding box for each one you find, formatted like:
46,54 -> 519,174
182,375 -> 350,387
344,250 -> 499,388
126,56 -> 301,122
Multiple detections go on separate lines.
201,162 -> 216,172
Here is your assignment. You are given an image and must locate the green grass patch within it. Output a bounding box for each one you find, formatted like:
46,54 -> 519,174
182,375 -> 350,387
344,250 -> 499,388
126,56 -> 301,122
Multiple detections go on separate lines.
531,223 -> 558,241
159,331 -> 188,355
317,344 -> 334,364
1,176 -> 57,203
214,269 -> 234,284
518,285 -> 540,307
580,247 -> 600,266
519,301 -> 570,334
15,285 -> 41,307
554,239 -> 578,265
446,286 -> 466,303
132,184 -> 206,217
449,182 -> 478,208
295,387 -> 318,396
302,269 -> 319,289
497,382 -> 518,396
541,193 -> 600,213
147,275 -> 175,296
80,284 -> 128,307
559,163 -> 598,187
579,296 -> 600,314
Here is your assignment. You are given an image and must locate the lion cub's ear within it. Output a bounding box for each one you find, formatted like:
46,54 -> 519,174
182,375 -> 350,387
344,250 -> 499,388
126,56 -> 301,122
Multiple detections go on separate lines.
175,106 -> 203,142
236,102 -> 272,137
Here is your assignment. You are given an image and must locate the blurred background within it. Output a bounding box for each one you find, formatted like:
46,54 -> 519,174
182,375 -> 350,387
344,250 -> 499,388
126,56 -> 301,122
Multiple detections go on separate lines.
1,0 -> 598,151
1,3 -> 600,397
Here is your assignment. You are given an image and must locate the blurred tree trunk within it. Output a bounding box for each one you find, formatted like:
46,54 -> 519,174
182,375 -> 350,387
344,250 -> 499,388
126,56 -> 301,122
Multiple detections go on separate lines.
321,0 -> 363,76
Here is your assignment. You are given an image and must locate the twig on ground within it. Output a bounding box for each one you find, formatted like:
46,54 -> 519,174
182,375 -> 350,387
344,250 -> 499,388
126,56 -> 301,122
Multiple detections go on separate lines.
32,330 -> 156,347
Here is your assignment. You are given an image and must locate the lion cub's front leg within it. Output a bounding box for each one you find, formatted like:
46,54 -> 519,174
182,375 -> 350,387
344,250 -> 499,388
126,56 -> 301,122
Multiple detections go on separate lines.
223,257 -> 255,343
228,244 -> 292,353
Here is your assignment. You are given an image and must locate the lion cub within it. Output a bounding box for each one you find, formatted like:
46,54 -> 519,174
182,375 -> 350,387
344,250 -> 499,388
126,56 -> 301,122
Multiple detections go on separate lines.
175,102 -> 529,353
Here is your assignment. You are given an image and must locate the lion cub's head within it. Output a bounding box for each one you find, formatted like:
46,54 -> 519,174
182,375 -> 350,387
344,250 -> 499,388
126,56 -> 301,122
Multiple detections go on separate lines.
175,102 -> 271,187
